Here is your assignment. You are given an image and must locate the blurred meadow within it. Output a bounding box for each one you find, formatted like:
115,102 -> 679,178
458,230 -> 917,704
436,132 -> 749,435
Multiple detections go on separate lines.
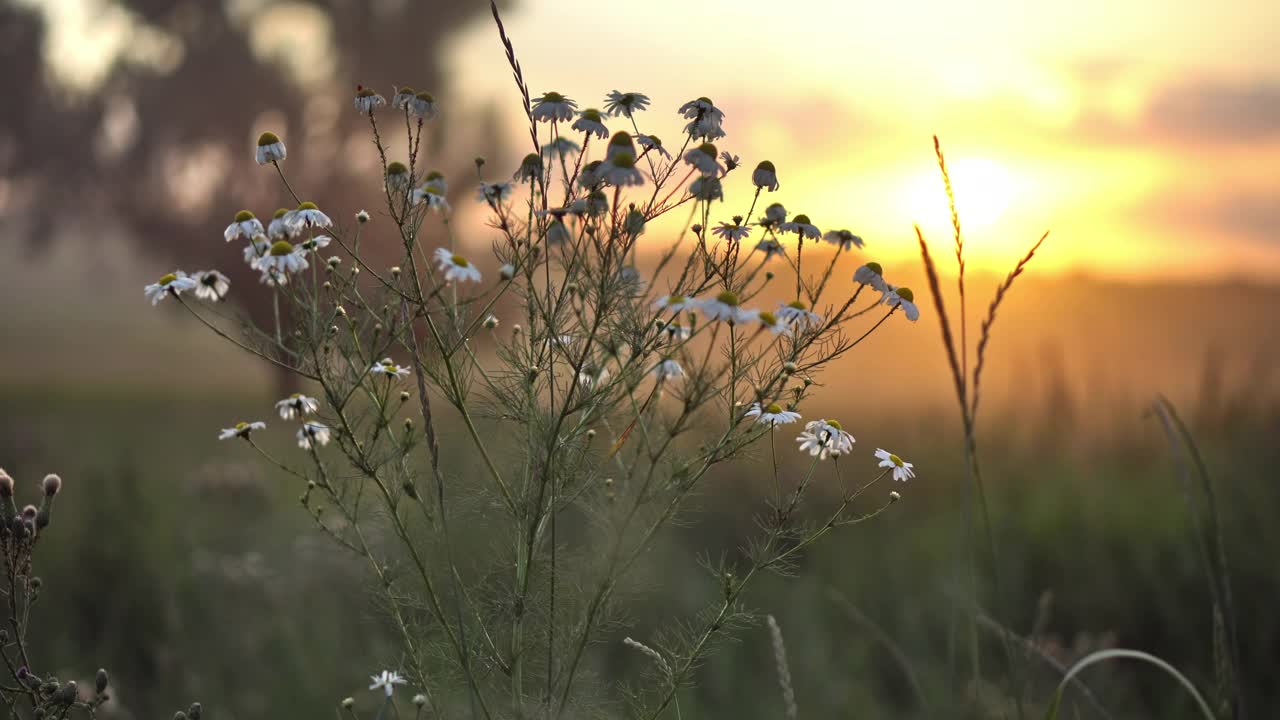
2,0 -> 1279,718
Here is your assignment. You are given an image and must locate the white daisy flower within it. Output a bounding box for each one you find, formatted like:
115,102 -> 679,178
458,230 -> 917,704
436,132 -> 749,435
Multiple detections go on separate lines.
755,311 -> 791,335
761,202 -> 787,228
433,247 -> 482,283
824,229 -> 865,250
276,393 -> 320,420
531,91 -> 577,122
653,294 -> 696,313
354,87 -> 386,114
598,152 -> 644,186
391,86 -> 417,110
678,97 -> 726,141
652,359 -> 684,381
218,420 -> 266,440
385,161 -> 411,191
478,181 -> 513,204
779,214 -> 820,239
192,270 -> 230,301
689,176 -> 723,202
286,202 -> 332,233
752,160 -> 779,191
577,364 -> 609,389
298,422 -> 332,449
369,670 -> 407,697
605,132 -> 637,164
144,271 -> 197,305
370,358 -> 411,379
699,290 -> 756,324
296,235 -> 331,255
541,136 -> 581,159
745,402 -> 802,426
411,91 -> 438,119
881,285 -> 920,321
755,238 -> 786,261
603,91 -> 651,117
875,448 -> 916,482
259,268 -> 289,287
777,300 -> 823,328
659,320 -> 692,342
256,240 -> 309,275
636,134 -> 672,160
854,262 -> 888,292
420,170 -> 447,195
224,210 -> 264,243
411,179 -> 450,212
678,96 -> 723,122
571,108 -> 609,139
712,218 -> 751,242
684,115 -> 726,142
255,131 -> 286,165
796,419 -> 855,459
514,153 -> 544,183
683,143 -> 724,176
267,208 -> 292,240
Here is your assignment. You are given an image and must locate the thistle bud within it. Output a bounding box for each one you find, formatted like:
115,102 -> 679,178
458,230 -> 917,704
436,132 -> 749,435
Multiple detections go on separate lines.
95,669 -> 109,695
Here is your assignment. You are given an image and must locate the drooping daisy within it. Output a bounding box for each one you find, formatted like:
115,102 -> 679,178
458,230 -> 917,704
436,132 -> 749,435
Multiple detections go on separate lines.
257,240 -> 309,275
571,108 -> 609,139
369,670 -> 407,697
745,402 -> 802,426
755,311 -> 791,336
514,153 -> 544,183
636,134 -> 672,160
598,152 -> 644,186
392,86 -> 417,110
876,448 -> 915,482
243,234 -> 271,266
354,86 -> 386,114
218,420 -> 265,440
297,422 -> 331,449
652,359 -> 684,381
689,176 -> 723,202
267,208 -> 292,240
881,286 -> 920,321
296,235 -> 331,255
531,91 -> 577,122
604,132 -> 637,164
780,214 -> 821,239
192,270 -> 230,301
699,290 -> 756,324
653,293 -> 696,313
412,179 -> 449,212
761,202 -> 787,229
385,161 -> 411,191
286,202 -> 332,233
224,210 -> 264,243
752,160 -> 779,191
604,91 -> 651,117
712,218 -> 751,242
255,131 -> 286,165
683,143 -> 724,176
477,181 -> 513,204
755,238 -> 786,261
678,97 -> 726,141
824,229 -> 865,250
144,271 -> 198,305
433,247 -> 482,283
411,90 -> 438,119
796,419 -> 855,459
276,393 -> 319,420
370,358 -> 411,379
854,262 -> 888,292
541,136 -> 581,159
777,300 -> 823,328
577,160 -> 604,189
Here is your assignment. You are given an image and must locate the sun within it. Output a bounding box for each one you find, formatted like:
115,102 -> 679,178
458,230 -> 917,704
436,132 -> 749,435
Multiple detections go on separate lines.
899,157 -> 1019,233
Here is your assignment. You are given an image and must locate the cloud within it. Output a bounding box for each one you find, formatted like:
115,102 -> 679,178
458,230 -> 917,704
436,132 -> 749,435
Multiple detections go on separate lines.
1136,189 -> 1280,246
1144,80 -> 1280,143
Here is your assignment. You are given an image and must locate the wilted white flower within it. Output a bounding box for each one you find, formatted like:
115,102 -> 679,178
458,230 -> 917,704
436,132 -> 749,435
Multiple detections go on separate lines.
296,235 -> 331,255
824,229 -> 865,250
276,393 -> 320,420
653,294 -> 696,313
259,268 -> 289,287
678,96 -> 726,141
354,87 -> 386,113
652,359 -> 684,381
385,161 -> 411,191
412,177 -> 449,212
410,90 -> 438,119
660,320 -> 692,342
478,181 -> 513,204
144,271 -> 198,305
256,240 -> 309,275
604,90 -> 651,117
752,160 -> 779,191
369,670 -> 407,697
255,131 -> 286,165
286,202 -> 332,233
577,160 -> 604,189
240,235 -> 270,267
881,286 -> 920,321
712,219 -> 751,242
297,422 -> 331,449
876,448 -> 916,482
689,176 -> 723,202
542,136 -> 582,159
636,134 -> 671,160
699,290 -> 756,324
683,143 -> 724,176
746,402 -> 802,426
854,262 -> 888,292
777,300 -> 823,328
571,108 -> 609,139
531,91 -> 577,122
218,420 -> 265,440
514,153 -> 544,183
192,270 -> 230,301
433,247 -> 482,283
780,214 -> 820,239
583,189 -> 610,215
267,208 -> 292,240
796,419 -> 855,459
224,210 -> 264,243
546,218 -> 572,245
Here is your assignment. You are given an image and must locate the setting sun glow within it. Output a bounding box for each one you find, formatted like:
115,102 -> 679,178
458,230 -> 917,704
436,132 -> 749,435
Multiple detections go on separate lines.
900,157 -> 1020,233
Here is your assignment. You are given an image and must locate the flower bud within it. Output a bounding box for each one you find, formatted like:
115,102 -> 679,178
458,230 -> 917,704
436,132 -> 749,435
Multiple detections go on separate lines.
890,490 -> 901,502
413,694 -> 427,708
357,209 -> 370,223
400,391 -> 410,402
474,156 -> 485,168
483,314 -> 499,329
513,324 -> 523,335
586,429 -> 596,440
21,505 -> 36,520
95,669 -> 109,695
782,361 -> 798,375
174,712 -> 188,720
403,418 -> 413,432
0,470 -> 12,498
188,703 -> 203,720
765,271 -> 775,281
328,256 -> 342,268
390,266 -> 401,278
341,698 -> 355,709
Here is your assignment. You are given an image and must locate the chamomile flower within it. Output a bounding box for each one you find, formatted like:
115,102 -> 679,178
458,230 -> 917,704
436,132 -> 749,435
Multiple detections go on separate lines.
420,170 -> 447,195
659,320 -> 692,341
369,671 -> 407,698
604,132 -> 637,164
577,364 -> 609,389
780,214 -> 821,239
499,263 -> 516,280
478,181 -> 513,204
652,359 -> 684,381
583,189 -> 610,216
224,210 -> 264,243
699,290 -> 756,324
571,108 -> 609,139
243,235 -> 271,265
192,270 -> 230,301
875,448 -> 916,481
577,160 -> 604,189
712,218 -> 751,242
392,86 -> 417,110
762,202 -> 787,228
412,178 -> 449,212
854,262 -> 888,292
286,202 -> 332,232
353,86 -> 386,113
752,160 -> 779,191
598,152 -> 644,186
684,143 -> 723,176
678,97 -> 726,141
720,151 -> 741,172
824,229 -> 865,250
411,91 -> 438,119
259,268 -> 289,287
255,131 -> 286,165
433,247 -> 482,283
218,420 -> 266,440
276,393 -> 320,420
296,235 -> 331,254
746,402 -> 802,426
531,91 -> 577,122
796,419 -> 855,459
654,294 -> 696,313
881,286 -> 920,321
689,176 -> 723,202
144,271 -> 197,305
777,300 -> 823,328
370,358 -> 411,379
636,134 -> 671,160
257,240 -> 308,274
267,208 -> 292,240
755,311 -> 791,335
385,161 -> 411,191
604,90 -> 651,117
297,422 -> 331,449
542,136 -> 582,160
514,153 -> 544,183
755,238 -> 786,260
624,207 -> 646,237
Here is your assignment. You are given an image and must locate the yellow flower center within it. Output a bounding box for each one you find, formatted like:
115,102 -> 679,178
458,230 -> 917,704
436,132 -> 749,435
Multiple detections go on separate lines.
397,86 -> 416,96
415,91 -> 434,102
234,210 -> 255,222
269,240 -> 295,256
542,91 -> 565,102
758,311 -> 778,325
715,291 -> 739,306
451,254 -> 469,267
697,142 -> 717,157
158,273 -> 177,285
387,162 -> 408,175
256,132 -> 279,146
756,160 -> 775,172
667,294 -> 685,304
889,453 -> 903,466
297,201 -> 318,210
356,88 -> 377,98
765,403 -> 783,414
895,288 -> 915,302
581,109 -> 602,121
826,419 -> 842,430
787,300 -> 806,310
610,153 -> 636,168
793,214 -> 811,225
273,207 -> 289,219
235,421 -> 249,431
